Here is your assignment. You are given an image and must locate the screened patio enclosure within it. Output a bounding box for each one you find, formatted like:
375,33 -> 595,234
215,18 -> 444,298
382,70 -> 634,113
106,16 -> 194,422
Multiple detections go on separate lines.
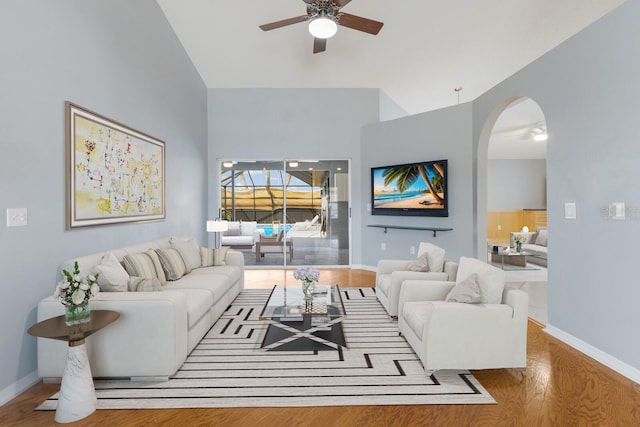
220,160 -> 350,267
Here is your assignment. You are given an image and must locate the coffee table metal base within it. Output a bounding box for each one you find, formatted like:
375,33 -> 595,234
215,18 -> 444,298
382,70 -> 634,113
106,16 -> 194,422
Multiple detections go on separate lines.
261,316 -> 346,351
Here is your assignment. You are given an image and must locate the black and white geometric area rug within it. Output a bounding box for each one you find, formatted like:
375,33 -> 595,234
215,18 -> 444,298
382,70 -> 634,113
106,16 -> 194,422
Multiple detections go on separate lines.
38,288 -> 494,409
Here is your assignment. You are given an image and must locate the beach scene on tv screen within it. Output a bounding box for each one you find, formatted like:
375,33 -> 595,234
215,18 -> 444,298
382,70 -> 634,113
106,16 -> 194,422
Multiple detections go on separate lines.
373,162 -> 446,209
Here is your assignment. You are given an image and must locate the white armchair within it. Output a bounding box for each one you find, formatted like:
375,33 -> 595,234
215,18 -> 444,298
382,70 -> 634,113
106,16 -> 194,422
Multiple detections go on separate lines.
375,242 -> 458,318
397,256 -> 528,372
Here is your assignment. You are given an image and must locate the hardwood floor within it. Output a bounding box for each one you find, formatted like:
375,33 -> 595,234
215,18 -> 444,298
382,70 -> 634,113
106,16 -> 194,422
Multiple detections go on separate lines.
2,269 -> 639,426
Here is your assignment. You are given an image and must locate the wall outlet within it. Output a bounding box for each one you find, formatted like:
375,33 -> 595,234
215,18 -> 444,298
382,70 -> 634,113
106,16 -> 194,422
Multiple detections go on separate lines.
497,225 -> 502,231
381,243 -> 386,251
409,245 -> 416,255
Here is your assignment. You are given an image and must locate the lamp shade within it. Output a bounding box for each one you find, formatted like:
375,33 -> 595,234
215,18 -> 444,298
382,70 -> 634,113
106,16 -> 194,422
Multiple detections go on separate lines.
207,220 -> 229,232
308,16 -> 337,39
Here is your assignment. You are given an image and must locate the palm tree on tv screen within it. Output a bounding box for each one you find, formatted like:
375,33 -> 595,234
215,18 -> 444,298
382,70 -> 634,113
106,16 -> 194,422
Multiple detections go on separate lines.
382,163 -> 444,204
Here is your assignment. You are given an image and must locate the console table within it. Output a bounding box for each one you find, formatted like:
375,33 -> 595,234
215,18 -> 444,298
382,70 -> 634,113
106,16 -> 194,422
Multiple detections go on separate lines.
368,224 -> 453,237
28,310 -> 119,423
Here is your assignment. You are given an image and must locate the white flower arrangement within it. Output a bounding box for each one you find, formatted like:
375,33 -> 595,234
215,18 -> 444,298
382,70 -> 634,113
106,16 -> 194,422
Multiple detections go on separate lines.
55,261 -> 100,308
513,234 -> 528,246
293,266 -> 320,283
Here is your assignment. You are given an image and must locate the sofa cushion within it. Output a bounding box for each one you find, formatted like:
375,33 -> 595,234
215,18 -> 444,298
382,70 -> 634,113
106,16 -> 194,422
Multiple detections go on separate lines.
220,235 -> 254,246
445,273 -> 481,304
123,250 -> 167,285
155,248 -> 190,281
128,276 -> 162,292
190,265 -> 242,287
535,229 -> 548,247
522,244 -> 547,255
170,237 -> 201,270
417,242 -> 445,273
165,272 -> 232,305
456,256 -> 505,304
407,253 -> 430,272
93,252 -> 129,292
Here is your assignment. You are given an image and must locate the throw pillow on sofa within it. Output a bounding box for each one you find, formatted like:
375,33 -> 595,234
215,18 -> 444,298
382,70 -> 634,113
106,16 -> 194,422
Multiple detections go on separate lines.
170,237 -> 201,270
155,248 -> 190,281
445,273 -> 481,304
93,252 -> 129,292
455,256 -> 505,304
123,250 -> 167,285
128,276 -> 162,292
407,253 -> 430,272
200,247 -> 229,267
225,223 -> 241,236
535,228 -> 548,246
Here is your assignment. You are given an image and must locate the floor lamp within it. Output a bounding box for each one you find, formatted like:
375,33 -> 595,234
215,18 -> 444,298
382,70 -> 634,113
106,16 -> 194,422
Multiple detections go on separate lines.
206,219 -> 228,248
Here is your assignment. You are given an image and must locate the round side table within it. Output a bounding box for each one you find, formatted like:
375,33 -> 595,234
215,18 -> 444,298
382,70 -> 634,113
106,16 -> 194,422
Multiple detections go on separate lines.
28,310 -> 119,423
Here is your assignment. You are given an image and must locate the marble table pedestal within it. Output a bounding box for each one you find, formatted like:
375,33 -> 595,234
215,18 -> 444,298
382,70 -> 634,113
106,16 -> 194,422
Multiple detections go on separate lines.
55,343 -> 97,423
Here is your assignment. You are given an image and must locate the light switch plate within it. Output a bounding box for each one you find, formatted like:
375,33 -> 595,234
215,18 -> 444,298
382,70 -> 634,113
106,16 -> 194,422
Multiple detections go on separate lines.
610,202 -> 625,220
7,208 -> 28,227
564,202 -> 577,219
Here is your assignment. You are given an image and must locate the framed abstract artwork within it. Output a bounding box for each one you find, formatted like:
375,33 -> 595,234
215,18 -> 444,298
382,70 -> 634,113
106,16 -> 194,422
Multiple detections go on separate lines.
66,102 -> 165,228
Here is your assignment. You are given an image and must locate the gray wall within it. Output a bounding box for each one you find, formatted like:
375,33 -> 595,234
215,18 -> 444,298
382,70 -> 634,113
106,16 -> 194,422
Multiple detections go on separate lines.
379,90 -> 409,122
487,159 -> 547,210
360,103 -> 474,267
473,0 -> 640,371
0,0 -> 207,400
206,88 -> 381,263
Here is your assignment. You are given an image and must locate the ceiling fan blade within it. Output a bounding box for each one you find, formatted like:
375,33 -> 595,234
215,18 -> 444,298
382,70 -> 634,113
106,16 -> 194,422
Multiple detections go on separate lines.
338,13 -> 384,35
334,0 -> 352,7
259,15 -> 307,32
302,0 -> 315,3
313,37 -> 327,54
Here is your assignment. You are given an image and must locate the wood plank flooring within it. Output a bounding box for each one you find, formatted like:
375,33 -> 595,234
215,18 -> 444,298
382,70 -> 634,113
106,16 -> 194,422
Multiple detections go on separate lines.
2,269 -> 639,426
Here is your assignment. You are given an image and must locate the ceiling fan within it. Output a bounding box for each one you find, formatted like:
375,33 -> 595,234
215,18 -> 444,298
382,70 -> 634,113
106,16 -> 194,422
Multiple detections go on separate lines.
492,122 -> 548,141
259,0 -> 384,54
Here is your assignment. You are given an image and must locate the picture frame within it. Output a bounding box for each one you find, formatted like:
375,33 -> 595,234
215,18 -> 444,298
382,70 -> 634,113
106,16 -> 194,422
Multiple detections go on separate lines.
66,102 -> 165,228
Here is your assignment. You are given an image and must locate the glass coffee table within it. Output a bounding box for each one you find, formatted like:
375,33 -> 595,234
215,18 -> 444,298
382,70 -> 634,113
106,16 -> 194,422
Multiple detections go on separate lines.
492,249 -> 533,268
259,284 -> 346,351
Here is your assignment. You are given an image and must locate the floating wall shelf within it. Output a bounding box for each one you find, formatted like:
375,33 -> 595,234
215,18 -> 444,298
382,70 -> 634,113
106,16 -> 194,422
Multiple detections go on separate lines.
368,224 -> 453,237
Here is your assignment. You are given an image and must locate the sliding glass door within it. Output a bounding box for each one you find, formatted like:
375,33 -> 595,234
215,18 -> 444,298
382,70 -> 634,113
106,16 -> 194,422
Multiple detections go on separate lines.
219,159 -> 350,268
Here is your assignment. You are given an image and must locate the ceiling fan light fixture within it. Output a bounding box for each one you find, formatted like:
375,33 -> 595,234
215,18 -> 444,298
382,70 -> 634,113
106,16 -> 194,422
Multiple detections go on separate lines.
308,16 -> 337,39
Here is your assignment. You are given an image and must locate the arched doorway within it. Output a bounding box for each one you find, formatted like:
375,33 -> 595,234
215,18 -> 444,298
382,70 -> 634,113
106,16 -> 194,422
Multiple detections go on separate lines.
478,96 -> 548,323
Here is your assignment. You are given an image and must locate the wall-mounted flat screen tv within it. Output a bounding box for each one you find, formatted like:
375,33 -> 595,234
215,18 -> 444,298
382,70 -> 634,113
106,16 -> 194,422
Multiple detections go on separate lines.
371,159 -> 448,217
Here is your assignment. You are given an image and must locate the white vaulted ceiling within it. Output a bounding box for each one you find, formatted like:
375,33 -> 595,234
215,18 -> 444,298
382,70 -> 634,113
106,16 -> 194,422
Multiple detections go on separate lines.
157,0 -> 625,115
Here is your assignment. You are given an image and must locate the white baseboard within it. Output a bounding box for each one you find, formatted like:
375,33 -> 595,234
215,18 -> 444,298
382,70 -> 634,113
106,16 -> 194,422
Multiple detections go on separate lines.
353,264 -> 376,272
0,370 -> 40,407
544,324 -> 640,385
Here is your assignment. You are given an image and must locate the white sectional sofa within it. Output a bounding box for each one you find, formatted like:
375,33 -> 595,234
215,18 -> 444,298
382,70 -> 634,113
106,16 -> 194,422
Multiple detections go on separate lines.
36,236 -> 244,380
510,227 -> 548,266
